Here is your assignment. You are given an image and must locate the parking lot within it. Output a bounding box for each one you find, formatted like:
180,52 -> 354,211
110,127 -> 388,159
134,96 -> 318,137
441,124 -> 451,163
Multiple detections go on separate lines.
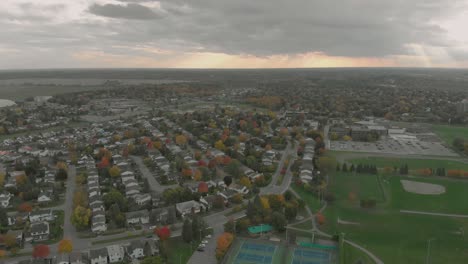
330,136 -> 458,157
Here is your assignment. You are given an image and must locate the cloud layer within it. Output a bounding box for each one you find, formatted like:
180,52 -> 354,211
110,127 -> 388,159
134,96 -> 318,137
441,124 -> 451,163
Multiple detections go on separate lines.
0,0 -> 467,68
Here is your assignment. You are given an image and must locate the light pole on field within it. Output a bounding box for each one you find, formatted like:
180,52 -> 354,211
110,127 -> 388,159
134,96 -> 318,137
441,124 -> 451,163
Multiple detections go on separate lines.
425,238 -> 435,264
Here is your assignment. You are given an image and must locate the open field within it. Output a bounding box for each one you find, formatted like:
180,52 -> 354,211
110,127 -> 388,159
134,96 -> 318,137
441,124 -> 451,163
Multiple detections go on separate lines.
296,168 -> 468,263
348,157 -> 468,171
433,125 -> 468,147
167,237 -> 198,264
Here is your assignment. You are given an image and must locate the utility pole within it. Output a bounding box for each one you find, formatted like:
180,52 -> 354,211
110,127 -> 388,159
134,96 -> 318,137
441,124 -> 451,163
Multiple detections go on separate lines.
425,238 -> 435,264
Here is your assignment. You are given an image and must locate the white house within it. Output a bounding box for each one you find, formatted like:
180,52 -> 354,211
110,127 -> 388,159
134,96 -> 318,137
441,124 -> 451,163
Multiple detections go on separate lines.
107,245 -> 125,263
0,191 -> 12,208
30,222 -> 50,241
127,240 -> 145,259
125,210 -> 150,225
176,200 -> 205,217
37,191 -> 52,203
29,209 -> 54,223
89,248 -> 108,264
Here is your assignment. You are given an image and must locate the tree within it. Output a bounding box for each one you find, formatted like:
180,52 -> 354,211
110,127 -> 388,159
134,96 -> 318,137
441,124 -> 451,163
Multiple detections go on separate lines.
193,169 -> 202,181
224,219 -> 236,233
316,212 -> 325,225
213,195 -> 225,209
453,138 -> 465,151
32,244 -> 50,259
271,212 -> 286,232
175,134 -> 187,146
71,206 -> 91,229
225,160 -> 242,178
73,190 -> 88,209
57,239 -> 73,253
215,232 -> 234,260
154,226 -> 171,241
18,202 -> 33,213
223,176 -> 233,187
198,182 -> 208,194
182,218 -> 193,243
317,156 -> 336,173
284,204 -> 298,221
3,234 -> 17,248
109,165 -> 121,178
0,208 -> 8,227
239,177 -> 252,189
103,189 -> 127,210
214,140 -> 226,151
55,168 -> 68,181
192,216 -> 203,241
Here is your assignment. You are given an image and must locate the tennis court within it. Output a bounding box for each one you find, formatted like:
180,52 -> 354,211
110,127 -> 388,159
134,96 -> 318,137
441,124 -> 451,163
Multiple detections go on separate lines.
288,246 -> 337,264
226,239 -> 282,264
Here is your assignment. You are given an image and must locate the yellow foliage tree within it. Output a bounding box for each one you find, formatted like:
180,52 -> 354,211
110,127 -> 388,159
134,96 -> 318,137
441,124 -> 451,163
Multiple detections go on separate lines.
260,197 -> 270,209
109,165 -> 121,178
57,239 -> 73,253
215,140 -> 226,151
175,134 -> 187,146
239,177 -> 252,189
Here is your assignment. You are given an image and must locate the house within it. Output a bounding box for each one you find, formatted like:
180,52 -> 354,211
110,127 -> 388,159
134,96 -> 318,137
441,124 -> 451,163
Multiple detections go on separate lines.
107,245 -> 125,263
125,210 -> 150,225
175,200 -> 205,217
29,209 -> 54,223
89,248 -> 108,264
37,190 -> 52,204
70,252 -> 89,264
57,253 -> 70,264
127,240 -> 145,259
91,222 -> 107,233
143,239 -> 159,257
134,193 -> 151,206
0,191 -> 12,208
30,222 -> 50,241
150,207 -> 176,225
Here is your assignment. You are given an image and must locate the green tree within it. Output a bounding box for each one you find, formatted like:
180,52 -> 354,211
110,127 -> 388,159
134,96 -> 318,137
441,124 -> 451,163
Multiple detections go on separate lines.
192,216 -> 201,241
182,218 -> 193,243
224,219 -> 236,233
103,189 -> 127,211
71,206 -> 91,229
225,160 -> 242,178
0,208 -> 8,227
271,212 -> 286,232
284,204 -> 298,221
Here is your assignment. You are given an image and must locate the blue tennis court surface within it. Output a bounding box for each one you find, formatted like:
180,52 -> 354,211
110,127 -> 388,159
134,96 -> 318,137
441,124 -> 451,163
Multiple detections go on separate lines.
232,241 -> 278,264
291,247 -> 332,264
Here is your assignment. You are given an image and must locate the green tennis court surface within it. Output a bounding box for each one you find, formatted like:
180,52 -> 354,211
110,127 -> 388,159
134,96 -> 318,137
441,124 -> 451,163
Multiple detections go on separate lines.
289,247 -> 334,264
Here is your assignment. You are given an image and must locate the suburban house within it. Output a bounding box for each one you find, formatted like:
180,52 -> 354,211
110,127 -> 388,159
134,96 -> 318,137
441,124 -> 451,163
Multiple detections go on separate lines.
89,248 -> 108,264
150,207 -> 176,225
125,210 -> 150,225
37,190 -> 52,204
107,245 -> 125,263
70,252 -> 89,264
30,222 -> 50,241
6,229 -> 24,247
144,239 -> 159,257
175,200 -> 205,217
134,193 -> 152,205
57,253 -> 70,264
29,209 -> 54,223
0,191 -> 12,208
127,240 -> 145,259
91,214 -> 107,234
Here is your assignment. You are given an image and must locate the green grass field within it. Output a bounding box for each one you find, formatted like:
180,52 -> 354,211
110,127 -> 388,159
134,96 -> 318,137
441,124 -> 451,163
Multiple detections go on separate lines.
167,237 -> 197,264
348,157 -> 468,171
433,125 -> 468,147
296,167 -> 468,263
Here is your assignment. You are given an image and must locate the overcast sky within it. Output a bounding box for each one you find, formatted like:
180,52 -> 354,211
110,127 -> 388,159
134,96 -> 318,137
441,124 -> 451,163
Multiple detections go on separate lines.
1,0 -> 468,69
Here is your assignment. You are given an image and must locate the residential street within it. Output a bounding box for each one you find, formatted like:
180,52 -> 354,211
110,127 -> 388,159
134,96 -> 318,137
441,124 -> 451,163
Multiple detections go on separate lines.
130,155 -> 178,193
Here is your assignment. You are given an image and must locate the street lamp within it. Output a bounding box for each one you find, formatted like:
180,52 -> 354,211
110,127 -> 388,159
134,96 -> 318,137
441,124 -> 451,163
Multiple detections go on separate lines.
425,238 -> 435,264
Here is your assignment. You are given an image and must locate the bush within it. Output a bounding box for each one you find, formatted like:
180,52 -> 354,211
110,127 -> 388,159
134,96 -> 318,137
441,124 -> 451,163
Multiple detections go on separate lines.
360,199 -> 377,209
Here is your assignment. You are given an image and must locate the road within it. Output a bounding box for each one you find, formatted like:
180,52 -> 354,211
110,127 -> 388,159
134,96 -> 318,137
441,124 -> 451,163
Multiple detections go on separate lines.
260,141 -> 294,195
130,155 -> 178,193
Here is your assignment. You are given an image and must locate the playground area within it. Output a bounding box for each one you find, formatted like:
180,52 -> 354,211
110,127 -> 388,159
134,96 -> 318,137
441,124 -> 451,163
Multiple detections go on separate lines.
224,237 -> 338,264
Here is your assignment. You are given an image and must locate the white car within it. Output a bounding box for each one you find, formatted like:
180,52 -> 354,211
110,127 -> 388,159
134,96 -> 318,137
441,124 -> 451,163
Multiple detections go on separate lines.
202,240 -> 209,244
205,235 -> 212,239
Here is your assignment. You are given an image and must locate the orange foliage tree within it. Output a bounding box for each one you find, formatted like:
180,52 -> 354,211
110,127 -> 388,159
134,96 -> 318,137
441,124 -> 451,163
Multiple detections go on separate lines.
18,202 -> 33,212
316,212 -> 326,225
32,244 -> 50,259
57,239 -> 73,253
215,232 -> 234,260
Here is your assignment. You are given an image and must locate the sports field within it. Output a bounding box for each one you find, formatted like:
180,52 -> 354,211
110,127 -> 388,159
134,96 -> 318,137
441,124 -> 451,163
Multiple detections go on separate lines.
295,169 -> 468,263
289,247 -> 335,264
433,125 -> 468,147
349,157 -> 468,171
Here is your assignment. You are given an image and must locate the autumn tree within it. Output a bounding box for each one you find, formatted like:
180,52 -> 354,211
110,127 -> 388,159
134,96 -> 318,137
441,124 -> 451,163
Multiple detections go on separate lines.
71,206 -> 91,229
154,226 -> 171,241
215,232 -> 234,260
3,234 -> 17,248
239,177 -> 252,189
198,182 -> 208,194
316,212 -> 326,225
193,169 -> 202,181
175,134 -> 187,146
18,202 -> 33,213
57,239 -> 73,253
73,190 -> 88,208
32,244 -> 50,259
214,140 -> 226,151
109,165 -> 121,178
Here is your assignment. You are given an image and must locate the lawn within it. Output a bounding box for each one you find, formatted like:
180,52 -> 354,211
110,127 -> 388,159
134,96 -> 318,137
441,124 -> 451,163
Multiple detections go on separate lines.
433,125 -> 468,147
291,185 -> 322,212
295,169 -> 468,264
167,237 -> 198,264
348,157 -> 468,171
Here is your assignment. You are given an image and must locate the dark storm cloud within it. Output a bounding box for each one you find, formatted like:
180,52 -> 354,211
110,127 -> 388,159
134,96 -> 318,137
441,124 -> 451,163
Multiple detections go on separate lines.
89,3 -> 161,20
